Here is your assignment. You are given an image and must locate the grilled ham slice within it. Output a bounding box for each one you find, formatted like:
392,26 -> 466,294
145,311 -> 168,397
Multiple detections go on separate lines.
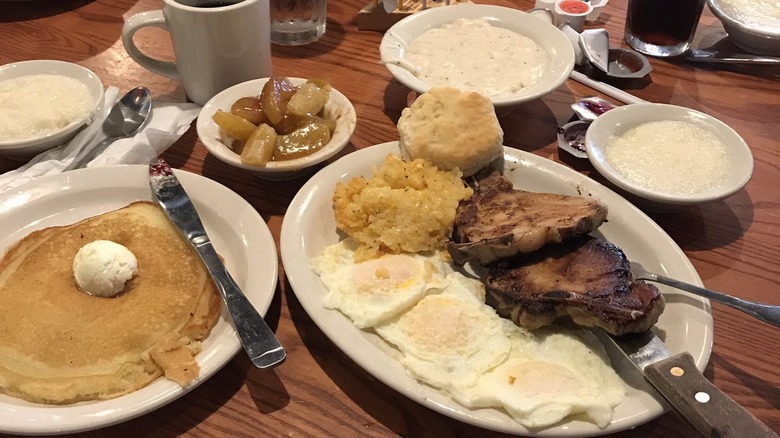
484,236 -> 665,336
447,172 -> 608,265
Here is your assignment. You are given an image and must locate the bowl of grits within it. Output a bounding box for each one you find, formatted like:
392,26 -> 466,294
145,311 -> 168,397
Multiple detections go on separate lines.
707,0 -> 780,55
585,103 -> 753,211
0,60 -> 104,160
380,4 -> 575,108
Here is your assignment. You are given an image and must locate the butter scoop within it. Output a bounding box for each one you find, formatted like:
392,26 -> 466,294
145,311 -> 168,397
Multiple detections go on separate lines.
73,240 -> 138,297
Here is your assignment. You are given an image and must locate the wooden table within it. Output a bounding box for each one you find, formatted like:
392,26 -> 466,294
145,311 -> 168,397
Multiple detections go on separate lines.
1,0 -> 778,436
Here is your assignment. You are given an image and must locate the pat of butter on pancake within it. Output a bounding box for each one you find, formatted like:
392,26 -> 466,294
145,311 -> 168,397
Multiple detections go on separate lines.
0,201 -> 221,404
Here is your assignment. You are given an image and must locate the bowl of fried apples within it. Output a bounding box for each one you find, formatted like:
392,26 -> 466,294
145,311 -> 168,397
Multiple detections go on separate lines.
197,75 -> 357,180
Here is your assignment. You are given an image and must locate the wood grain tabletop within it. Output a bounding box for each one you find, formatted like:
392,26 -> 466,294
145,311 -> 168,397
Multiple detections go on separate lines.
1,0 -> 778,437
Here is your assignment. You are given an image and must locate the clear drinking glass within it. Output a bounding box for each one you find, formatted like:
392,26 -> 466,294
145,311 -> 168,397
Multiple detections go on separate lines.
270,0 -> 327,45
624,0 -> 705,57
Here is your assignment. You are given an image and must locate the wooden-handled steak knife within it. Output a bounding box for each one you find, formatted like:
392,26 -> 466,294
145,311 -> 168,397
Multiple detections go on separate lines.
607,330 -> 777,437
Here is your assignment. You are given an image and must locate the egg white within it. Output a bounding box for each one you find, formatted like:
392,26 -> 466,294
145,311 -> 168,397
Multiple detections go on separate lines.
374,272 -> 511,390
312,239 -> 450,328
451,323 -> 627,428
313,238 -> 627,429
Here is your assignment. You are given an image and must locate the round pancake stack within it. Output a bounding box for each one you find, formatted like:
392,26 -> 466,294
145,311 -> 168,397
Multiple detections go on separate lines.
0,201 -> 221,404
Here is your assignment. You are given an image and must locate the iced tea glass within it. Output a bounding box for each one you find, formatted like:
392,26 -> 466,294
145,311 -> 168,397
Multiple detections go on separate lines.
624,0 -> 705,57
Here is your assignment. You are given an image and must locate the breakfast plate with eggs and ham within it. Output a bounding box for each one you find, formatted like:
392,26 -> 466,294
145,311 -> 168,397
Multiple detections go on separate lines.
0,165 -> 278,435
280,88 -> 713,436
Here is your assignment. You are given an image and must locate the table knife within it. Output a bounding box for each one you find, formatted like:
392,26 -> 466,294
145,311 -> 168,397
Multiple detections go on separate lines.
606,330 -> 777,437
149,158 -> 286,369
684,49 -> 780,65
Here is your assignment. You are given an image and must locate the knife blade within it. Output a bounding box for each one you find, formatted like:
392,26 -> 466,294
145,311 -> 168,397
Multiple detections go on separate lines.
605,330 -> 777,437
149,158 -> 285,369
684,49 -> 780,65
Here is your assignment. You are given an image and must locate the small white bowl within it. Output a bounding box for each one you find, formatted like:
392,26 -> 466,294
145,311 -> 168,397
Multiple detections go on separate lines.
707,0 -> 780,56
585,103 -> 753,212
0,60 -> 104,160
197,77 -> 357,181
586,0 -> 609,22
379,4 -> 575,108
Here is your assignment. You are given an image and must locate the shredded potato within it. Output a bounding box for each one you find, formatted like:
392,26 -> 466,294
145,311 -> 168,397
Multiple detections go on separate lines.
333,154 -> 473,261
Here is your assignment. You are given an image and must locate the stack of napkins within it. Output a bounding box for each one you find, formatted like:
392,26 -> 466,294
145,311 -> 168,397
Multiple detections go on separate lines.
0,86 -> 201,195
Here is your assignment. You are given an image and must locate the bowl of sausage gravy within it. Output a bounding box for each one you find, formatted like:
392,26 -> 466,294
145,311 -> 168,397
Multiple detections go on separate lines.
380,4 -> 575,109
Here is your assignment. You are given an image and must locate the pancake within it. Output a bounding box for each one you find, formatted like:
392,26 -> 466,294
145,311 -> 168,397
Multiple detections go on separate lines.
0,201 -> 221,404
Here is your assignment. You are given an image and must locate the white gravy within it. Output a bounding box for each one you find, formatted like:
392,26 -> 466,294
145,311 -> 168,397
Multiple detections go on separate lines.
402,18 -> 547,97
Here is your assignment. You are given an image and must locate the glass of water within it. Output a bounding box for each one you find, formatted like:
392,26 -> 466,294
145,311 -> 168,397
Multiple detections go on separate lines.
270,0 -> 326,45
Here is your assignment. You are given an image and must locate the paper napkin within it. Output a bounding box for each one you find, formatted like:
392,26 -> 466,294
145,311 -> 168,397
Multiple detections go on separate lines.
0,86 -> 201,195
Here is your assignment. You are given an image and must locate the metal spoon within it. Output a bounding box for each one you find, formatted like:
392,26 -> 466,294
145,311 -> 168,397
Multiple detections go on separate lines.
631,262 -> 780,328
65,87 -> 152,170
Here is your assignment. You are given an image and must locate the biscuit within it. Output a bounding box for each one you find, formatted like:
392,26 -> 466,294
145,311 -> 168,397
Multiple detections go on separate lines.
397,87 -> 504,176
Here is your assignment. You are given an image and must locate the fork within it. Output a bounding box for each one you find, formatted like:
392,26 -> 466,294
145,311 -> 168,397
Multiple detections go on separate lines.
630,262 -> 780,329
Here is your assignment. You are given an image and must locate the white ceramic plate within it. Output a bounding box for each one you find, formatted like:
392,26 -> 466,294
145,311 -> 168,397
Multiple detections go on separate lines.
0,60 -> 104,159
380,4 -> 575,107
197,77 -> 357,181
0,166 -> 278,435
280,142 -> 714,437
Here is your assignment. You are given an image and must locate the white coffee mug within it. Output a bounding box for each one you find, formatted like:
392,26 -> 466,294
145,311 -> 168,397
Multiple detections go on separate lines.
123,0 -> 272,106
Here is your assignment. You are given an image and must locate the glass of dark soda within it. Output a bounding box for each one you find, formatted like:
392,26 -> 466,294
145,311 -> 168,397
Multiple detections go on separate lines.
624,0 -> 706,57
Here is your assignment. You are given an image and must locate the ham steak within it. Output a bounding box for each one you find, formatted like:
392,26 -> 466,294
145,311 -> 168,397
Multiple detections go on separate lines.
484,236 -> 665,336
447,172 -> 608,265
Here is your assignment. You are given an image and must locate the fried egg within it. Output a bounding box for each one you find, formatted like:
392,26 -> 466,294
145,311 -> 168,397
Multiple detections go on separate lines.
374,273 -> 511,390
314,238 -> 627,429
451,324 -> 626,428
312,239 -> 450,328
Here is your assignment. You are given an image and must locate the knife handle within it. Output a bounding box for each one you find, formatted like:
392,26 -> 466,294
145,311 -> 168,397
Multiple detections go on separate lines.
644,352 -> 778,438
216,268 -> 287,369
199,244 -> 286,369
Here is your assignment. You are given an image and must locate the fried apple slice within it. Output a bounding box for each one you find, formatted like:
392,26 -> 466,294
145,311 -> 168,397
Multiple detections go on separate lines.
212,109 -> 257,143
241,123 -> 277,166
274,119 -> 332,161
287,82 -> 329,116
260,76 -> 297,125
230,97 -> 266,125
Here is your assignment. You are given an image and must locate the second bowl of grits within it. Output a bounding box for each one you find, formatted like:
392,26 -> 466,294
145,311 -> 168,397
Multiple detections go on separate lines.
380,4 -> 575,108
0,60 -> 104,160
585,103 -> 753,211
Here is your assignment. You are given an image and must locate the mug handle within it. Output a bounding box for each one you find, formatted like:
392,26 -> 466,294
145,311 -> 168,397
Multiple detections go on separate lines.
122,11 -> 180,80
